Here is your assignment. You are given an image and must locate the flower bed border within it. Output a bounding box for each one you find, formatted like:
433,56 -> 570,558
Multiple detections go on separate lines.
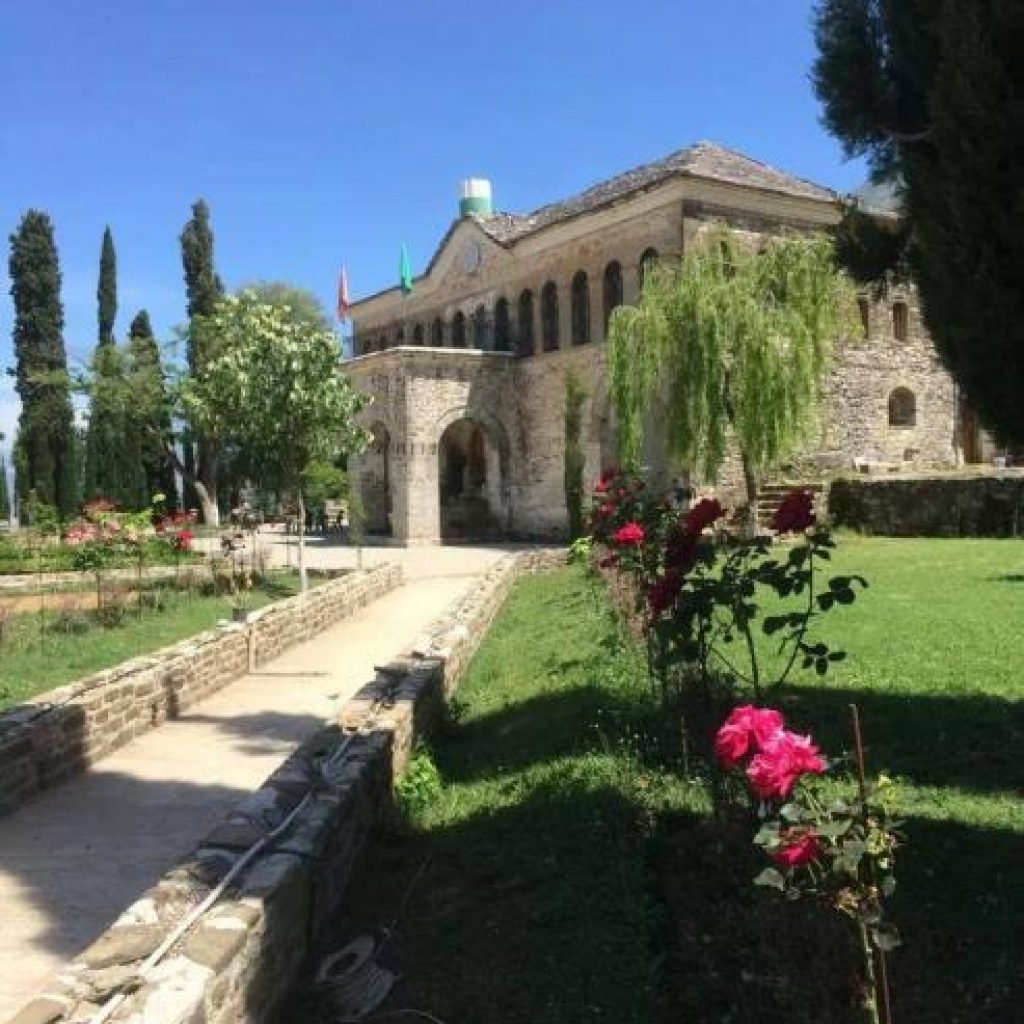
1,548 -> 566,1024
0,563 -> 402,818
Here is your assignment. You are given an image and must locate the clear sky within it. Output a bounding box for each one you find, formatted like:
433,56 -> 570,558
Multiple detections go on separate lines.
0,0 -> 864,451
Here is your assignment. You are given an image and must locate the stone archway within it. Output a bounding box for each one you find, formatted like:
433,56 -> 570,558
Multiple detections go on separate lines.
360,421 -> 392,535
437,414 -> 511,540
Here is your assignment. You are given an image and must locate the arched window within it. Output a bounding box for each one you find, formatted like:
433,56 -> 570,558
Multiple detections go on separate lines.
639,247 -> 659,291
431,317 -> 444,346
452,311 -> 466,348
518,289 -> 535,356
603,260 -> 623,331
888,388 -> 916,427
541,281 -> 560,351
858,297 -> 871,339
396,327 -> 405,346
892,301 -> 909,341
473,304 -> 488,348
379,332 -> 389,350
412,323 -> 424,346
494,297 -> 511,352
571,271 -> 590,345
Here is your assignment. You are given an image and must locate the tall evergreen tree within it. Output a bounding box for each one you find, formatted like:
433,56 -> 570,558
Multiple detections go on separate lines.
180,200 -> 224,522
8,210 -> 77,517
126,310 -> 178,509
97,225 -> 117,345
84,225 -> 133,504
812,0 -> 1024,445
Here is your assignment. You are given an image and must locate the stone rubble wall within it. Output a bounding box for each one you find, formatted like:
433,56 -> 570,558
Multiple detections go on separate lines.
2,548 -> 567,1024
0,564 -> 403,819
827,473 -> 1024,536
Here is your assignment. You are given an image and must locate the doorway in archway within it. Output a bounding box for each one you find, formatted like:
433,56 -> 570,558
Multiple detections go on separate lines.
438,418 -> 507,540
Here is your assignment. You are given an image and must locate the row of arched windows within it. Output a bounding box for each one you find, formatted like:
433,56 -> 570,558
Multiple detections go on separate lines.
858,297 -> 911,342
359,249 -> 660,356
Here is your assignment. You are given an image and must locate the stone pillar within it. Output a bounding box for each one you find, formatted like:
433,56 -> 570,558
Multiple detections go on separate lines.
395,439 -> 443,545
558,280 -> 572,352
589,266 -> 605,344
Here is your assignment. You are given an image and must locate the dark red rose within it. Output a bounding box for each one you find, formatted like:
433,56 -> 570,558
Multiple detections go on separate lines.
647,571 -> 682,617
772,489 -> 816,534
685,497 -> 725,535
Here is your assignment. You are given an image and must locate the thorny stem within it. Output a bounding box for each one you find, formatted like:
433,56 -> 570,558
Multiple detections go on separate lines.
850,704 -> 893,1024
778,538 -> 817,686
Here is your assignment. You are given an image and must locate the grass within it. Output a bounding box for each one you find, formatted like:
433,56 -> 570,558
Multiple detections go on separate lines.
301,567 -> 698,1024
302,539 -> 1023,1024
0,571 -> 301,709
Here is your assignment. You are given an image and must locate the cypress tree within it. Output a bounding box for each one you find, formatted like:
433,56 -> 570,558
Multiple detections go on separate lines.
97,225 -> 117,345
8,210 -> 77,517
84,226 -> 132,503
812,0 -> 1024,446
180,200 -> 224,521
126,310 -> 178,509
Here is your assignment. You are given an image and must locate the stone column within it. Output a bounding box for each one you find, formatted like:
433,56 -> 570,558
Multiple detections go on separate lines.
395,439 -> 443,545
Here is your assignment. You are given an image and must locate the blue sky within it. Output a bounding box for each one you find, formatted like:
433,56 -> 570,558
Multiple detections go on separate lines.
0,0 -> 865,452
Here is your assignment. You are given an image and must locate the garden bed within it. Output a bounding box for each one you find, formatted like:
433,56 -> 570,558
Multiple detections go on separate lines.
286,550 -> 1022,1024
0,570 -> 302,709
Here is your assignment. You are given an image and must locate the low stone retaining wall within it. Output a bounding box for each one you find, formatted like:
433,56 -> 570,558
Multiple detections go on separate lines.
828,473 -> 1024,536
3,548 -> 566,1024
0,563 -> 403,818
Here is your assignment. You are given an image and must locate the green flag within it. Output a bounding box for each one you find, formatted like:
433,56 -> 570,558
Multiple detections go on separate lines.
399,244 -> 413,294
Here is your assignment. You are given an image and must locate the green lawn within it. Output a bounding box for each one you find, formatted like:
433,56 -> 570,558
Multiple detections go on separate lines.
0,572 -> 300,709
313,541 -> 1023,1024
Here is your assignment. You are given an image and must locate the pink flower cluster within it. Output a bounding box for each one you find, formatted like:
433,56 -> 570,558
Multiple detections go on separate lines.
715,705 -> 826,800
64,518 -> 124,546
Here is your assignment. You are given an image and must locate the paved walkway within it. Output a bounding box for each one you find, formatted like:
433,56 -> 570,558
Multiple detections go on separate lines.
0,546 -> 508,1018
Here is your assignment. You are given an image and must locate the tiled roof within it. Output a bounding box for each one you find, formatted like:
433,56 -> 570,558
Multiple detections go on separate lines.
472,140 -> 837,244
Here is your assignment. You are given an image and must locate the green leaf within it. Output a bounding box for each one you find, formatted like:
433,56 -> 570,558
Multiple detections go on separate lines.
754,867 -> 785,890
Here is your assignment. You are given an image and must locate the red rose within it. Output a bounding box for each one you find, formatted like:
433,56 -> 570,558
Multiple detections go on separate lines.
594,478 -> 609,494
685,497 -> 725,535
173,529 -> 195,552
714,705 -> 784,768
773,832 -> 821,868
746,730 -> 826,800
665,526 -> 699,576
612,521 -> 645,547
647,571 -> 682,618
772,489 -> 816,534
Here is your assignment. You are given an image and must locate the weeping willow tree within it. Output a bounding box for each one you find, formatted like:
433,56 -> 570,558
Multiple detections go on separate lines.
608,228 -> 856,519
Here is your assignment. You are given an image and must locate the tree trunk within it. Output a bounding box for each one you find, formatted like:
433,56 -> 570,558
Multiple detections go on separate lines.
741,451 -> 760,538
166,440 -> 219,527
297,490 -> 308,594
194,480 -> 220,529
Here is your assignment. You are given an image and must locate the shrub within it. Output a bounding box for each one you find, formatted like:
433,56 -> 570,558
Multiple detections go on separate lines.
395,745 -> 443,820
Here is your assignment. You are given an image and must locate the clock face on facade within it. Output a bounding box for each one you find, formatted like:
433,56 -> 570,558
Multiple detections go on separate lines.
462,241 -> 482,274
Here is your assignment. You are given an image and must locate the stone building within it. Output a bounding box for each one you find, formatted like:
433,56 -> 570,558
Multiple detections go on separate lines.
344,141 -> 987,544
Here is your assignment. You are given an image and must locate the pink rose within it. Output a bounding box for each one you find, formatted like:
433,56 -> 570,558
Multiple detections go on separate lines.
746,730 -> 826,800
714,705 -> 784,768
612,521 -> 645,547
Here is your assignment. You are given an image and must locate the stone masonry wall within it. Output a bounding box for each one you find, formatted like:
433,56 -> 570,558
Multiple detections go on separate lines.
2,549 -> 568,1024
0,563 -> 402,818
828,473 -> 1024,536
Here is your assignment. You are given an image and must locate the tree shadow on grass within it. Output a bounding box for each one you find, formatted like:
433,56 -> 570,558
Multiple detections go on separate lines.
433,683 -> 657,786
280,774 -> 687,1024
778,684 -> 1024,796
653,809 -> 1023,1024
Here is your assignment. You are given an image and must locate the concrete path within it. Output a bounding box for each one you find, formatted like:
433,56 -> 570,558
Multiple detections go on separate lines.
0,546 -> 508,1018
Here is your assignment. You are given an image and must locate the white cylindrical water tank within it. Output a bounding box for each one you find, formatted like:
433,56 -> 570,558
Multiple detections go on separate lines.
459,178 -> 493,217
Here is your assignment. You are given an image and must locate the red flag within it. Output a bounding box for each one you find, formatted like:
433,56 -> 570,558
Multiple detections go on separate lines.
336,266 -> 351,321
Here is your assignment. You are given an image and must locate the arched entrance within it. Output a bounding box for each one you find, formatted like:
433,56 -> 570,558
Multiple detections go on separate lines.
437,416 -> 510,540
360,421 -> 392,535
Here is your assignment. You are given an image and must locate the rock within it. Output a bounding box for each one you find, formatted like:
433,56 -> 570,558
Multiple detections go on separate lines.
79,926 -> 164,969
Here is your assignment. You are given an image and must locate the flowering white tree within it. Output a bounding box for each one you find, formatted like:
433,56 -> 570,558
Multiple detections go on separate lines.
182,292 -> 370,590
